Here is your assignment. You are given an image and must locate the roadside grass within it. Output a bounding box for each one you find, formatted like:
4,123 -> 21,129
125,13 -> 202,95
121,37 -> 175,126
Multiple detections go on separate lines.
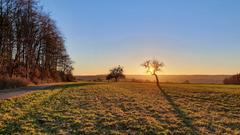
0,82 -> 239,134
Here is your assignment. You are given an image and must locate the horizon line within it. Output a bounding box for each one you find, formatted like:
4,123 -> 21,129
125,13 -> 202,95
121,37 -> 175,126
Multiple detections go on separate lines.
75,74 -> 233,76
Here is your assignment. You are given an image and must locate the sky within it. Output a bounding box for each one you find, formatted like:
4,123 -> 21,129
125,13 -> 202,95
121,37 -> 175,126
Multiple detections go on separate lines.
40,0 -> 240,75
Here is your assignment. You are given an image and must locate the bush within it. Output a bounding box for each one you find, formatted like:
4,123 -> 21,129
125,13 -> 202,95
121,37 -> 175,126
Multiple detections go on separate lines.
0,77 -> 30,90
56,71 -> 75,82
31,77 -> 41,85
182,80 -> 190,84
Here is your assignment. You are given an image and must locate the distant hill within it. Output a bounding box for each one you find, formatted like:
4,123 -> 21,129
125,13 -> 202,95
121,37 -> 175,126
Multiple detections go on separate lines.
75,75 -> 231,84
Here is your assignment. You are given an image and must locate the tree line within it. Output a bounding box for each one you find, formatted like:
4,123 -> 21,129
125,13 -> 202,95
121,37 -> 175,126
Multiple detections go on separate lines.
0,0 -> 73,83
223,73 -> 240,85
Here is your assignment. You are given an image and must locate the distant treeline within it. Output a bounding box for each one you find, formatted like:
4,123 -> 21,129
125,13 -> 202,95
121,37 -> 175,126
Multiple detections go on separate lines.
0,0 -> 73,83
223,73 -> 240,85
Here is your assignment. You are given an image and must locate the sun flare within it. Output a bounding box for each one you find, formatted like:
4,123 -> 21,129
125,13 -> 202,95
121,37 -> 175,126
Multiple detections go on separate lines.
149,67 -> 155,75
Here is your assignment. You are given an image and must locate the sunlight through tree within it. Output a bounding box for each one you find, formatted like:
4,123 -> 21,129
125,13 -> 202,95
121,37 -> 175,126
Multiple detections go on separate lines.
142,60 -> 164,89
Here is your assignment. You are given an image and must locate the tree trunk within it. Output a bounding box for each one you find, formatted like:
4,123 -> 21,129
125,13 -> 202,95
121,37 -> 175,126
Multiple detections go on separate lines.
154,73 -> 161,89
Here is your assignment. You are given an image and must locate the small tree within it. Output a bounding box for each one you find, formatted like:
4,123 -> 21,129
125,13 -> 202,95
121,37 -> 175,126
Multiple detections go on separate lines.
106,66 -> 125,82
142,60 -> 164,89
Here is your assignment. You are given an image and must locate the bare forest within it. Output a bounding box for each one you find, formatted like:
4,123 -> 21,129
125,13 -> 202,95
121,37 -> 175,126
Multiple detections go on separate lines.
0,0 -> 73,84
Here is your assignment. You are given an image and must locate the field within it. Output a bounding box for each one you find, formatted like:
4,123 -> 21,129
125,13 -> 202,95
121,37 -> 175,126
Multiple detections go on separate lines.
76,75 -> 230,84
0,82 -> 239,134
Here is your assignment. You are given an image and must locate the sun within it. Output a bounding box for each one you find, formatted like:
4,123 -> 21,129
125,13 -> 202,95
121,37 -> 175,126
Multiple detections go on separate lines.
148,67 -> 155,75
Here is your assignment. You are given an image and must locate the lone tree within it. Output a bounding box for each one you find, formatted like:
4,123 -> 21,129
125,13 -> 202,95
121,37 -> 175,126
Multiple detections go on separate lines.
142,60 -> 164,89
106,66 -> 125,82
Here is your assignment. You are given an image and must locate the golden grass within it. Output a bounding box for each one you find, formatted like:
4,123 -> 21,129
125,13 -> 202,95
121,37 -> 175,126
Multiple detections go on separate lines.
163,84 -> 240,135
0,82 -> 239,134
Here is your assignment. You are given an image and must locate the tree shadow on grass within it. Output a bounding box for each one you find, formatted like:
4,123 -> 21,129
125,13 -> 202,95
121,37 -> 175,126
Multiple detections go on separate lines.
159,87 -> 199,135
0,89 -> 63,134
1,82 -> 101,94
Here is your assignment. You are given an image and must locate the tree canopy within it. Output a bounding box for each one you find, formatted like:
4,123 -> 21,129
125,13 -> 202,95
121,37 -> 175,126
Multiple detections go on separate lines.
106,66 -> 125,82
142,60 -> 164,89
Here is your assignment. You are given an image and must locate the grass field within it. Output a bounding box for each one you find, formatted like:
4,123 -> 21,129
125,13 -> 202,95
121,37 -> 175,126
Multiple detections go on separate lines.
0,82 -> 239,134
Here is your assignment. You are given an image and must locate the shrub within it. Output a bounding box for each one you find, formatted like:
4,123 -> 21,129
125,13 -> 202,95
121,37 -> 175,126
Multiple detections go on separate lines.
0,77 -> 30,90
182,80 -> 190,84
31,77 -> 41,85
57,71 -> 75,82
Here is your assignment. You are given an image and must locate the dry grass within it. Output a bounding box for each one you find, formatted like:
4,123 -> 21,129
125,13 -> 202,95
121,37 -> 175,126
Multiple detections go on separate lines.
0,82 -> 239,134
163,84 -> 240,135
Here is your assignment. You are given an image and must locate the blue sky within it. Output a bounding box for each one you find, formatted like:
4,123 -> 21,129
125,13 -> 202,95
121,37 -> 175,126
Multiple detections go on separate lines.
40,0 -> 240,75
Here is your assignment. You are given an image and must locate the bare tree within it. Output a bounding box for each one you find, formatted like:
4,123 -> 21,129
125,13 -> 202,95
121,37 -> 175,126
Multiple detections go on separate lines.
142,60 -> 164,89
0,0 -> 74,83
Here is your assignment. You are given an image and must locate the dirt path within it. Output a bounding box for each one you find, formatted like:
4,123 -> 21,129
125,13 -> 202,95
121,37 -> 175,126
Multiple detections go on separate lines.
0,82 -> 75,100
